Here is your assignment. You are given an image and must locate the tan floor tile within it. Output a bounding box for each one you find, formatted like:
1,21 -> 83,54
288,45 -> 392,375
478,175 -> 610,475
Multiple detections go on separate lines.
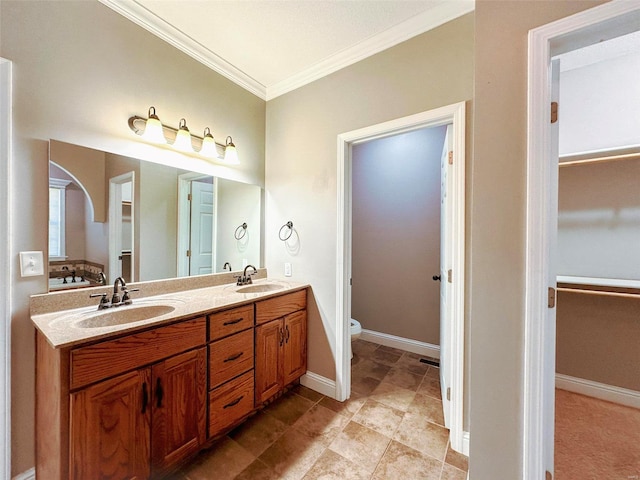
352,358 -> 392,381
258,428 -> 327,480
377,345 -> 407,356
352,340 -> 379,358
229,411 -> 289,457
352,399 -> 404,437
394,412 -> 449,461
445,442 -> 469,472
351,375 -> 381,396
370,348 -> 402,366
182,437 -> 254,480
383,366 -> 424,391
418,375 -> 442,400
369,381 -> 416,412
291,384 -> 325,403
263,390 -> 316,425
426,365 -> 440,379
319,391 -> 367,418
408,393 -> 445,427
395,352 -> 431,376
329,421 -> 391,474
235,458 -> 280,480
372,440 -> 442,480
441,463 -> 467,480
302,449 -> 371,480
292,404 -> 351,445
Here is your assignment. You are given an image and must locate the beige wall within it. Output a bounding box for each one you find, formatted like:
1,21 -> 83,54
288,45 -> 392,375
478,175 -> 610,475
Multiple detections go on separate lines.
470,1 -> 606,477
265,11 -> 474,395
0,0 -> 265,474
351,127 -> 445,345
557,290 -> 640,391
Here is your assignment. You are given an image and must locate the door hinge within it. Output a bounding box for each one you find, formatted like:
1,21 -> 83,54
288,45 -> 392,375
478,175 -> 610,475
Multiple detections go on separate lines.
350,278 -> 353,286
446,387 -> 451,401
187,193 -> 192,201
448,151 -> 453,165
447,269 -> 452,283
551,102 -> 558,124
546,471 -> 553,480
186,250 -> 191,258
548,287 -> 556,308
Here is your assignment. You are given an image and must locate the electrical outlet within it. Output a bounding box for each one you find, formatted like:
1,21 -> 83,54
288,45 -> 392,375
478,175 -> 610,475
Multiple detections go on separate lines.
19,251 -> 44,277
284,262 -> 292,277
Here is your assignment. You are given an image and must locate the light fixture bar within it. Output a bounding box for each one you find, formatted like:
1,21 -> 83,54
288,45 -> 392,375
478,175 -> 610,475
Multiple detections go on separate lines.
127,107 -> 239,164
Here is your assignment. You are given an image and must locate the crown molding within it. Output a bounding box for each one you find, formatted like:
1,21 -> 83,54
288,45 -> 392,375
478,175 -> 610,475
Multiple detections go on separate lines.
265,1 -> 475,100
99,0 -> 474,102
98,0 -> 267,100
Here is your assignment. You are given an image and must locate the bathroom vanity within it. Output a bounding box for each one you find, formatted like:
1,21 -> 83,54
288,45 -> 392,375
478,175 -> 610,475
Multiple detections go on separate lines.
32,277 -> 308,480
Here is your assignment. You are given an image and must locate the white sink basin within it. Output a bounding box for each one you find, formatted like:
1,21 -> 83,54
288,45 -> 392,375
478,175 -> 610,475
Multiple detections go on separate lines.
236,283 -> 284,294
74,304 -> 176,328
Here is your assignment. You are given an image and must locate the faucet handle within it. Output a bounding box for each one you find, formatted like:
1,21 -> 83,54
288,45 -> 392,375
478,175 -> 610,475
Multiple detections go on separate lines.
122,288 -> 139,305
90,293 -> 111,310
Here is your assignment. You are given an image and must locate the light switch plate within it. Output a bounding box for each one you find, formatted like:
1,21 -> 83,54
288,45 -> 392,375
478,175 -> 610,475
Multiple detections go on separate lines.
284,262 -> 292,277
19,251 -> 44,277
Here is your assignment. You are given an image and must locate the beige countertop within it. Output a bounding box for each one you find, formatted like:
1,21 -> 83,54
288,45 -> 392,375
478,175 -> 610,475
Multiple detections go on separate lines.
32,278 -> 309,349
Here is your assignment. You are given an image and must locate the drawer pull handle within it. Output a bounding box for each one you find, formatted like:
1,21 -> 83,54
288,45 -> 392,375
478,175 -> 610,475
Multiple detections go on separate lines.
285,325 -> 290,343
223,318 -> 243,326
223,395 -> 244,409
224,352 -> 244,363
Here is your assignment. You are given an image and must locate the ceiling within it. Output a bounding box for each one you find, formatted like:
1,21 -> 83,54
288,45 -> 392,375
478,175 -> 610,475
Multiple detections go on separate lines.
99,0 -> 475,100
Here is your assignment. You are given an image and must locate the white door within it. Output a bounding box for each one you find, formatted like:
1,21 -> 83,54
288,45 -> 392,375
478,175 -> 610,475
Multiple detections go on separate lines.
189,180 -> 214,275
439,124 -> 453,428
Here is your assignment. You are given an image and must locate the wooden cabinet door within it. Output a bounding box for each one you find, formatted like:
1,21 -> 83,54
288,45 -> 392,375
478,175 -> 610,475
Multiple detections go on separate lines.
255,319 -> 283,405
151,347 -> 207,474
283,310 -> 307,386
70,369 -> 151,480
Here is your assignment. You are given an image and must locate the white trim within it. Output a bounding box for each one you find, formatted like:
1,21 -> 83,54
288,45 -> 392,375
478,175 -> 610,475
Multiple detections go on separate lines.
11,467 -> 35,480
556,374 -> 640,409
337,101 -> 466,450
300,372 -> 336,399
525,3 -> 640,479
461,431 -> 470,457
98,0 -> 474,101
108,171 -> 136,283
360,329 -> 440,359
266,1 -> 475,100
556,275 -> 640,289
1,57 -> 11,480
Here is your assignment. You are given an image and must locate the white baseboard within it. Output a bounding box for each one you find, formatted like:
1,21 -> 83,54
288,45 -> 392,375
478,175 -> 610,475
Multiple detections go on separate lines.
360,329 -> 440,359
556,373 -> 640,409
462,430 -> 470,457
300,371 -> 336,399
12,467 -> 35,480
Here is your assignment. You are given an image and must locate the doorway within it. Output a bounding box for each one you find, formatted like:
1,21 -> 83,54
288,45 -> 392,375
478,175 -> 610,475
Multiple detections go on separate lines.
108,171 -> 135,283
337,102 -> 467,452
525,2 -> 640,477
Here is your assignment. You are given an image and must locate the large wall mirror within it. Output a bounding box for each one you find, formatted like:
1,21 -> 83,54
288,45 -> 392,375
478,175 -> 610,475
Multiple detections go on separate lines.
48,140 -> 262,292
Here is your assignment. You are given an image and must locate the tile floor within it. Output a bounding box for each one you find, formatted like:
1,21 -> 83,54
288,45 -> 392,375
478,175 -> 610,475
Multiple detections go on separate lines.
176,339 -> 468,480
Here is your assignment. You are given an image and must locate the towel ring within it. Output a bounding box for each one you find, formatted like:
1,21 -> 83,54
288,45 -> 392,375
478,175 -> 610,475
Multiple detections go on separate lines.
279,221 -> 294,241
234,223 -> 247,240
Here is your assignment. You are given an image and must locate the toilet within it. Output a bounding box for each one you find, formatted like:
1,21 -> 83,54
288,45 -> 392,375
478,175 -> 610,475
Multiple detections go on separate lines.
350,318 -> 362,358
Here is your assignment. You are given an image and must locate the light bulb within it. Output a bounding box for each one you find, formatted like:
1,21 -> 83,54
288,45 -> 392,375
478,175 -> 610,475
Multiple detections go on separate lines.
223,136 -> 240,165
172,118 -> 193,152
141,106 -> 166,144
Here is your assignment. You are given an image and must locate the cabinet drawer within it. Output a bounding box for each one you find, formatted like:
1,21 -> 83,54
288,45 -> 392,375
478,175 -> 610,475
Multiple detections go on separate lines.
70,317 -> 206,390
208,370 -> 254,437
255,290 -> 307,325
209,329 -> 254,389
208,305 -> 254,341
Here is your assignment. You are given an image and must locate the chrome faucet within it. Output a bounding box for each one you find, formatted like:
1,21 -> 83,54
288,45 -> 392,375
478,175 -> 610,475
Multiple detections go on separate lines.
98,271 -> 107,285
111,277 -> 126,305
236,265 -> 257,286
223,262 -> 232,272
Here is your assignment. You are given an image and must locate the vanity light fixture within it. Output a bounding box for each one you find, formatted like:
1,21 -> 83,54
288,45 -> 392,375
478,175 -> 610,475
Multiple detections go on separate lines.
128,106 -> 239,164
223,136 -> 240,165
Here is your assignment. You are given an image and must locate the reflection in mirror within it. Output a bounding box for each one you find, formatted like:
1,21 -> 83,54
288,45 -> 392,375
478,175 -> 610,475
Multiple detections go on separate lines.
48,140 -> 262,292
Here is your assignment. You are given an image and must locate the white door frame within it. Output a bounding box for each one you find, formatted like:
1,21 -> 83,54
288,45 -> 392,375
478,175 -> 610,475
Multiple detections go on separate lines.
337,101 -> 466,451
0,57 -> 12,480
108,171 -> 136,283
525,2 -> 640,478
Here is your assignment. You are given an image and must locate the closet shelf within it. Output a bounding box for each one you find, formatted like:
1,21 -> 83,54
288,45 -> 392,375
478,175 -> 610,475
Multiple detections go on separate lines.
557,275 -> 640,297
559,145 -> 640,167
